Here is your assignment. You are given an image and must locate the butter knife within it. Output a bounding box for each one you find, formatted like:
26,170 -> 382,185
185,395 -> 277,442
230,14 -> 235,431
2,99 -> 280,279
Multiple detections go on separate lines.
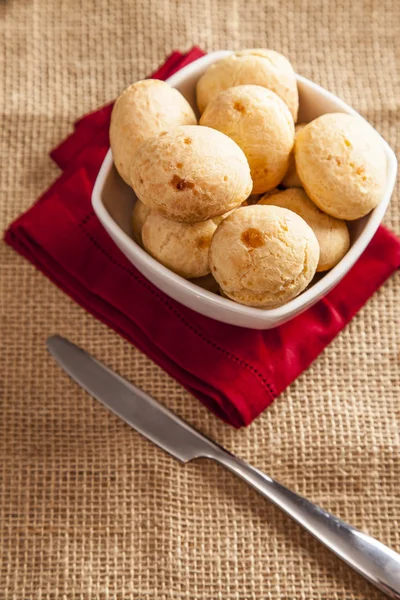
47,335 -> 400,599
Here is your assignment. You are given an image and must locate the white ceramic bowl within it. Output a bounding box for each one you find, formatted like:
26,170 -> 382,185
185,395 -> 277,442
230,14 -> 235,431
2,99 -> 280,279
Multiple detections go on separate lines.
92,51 -> 397,330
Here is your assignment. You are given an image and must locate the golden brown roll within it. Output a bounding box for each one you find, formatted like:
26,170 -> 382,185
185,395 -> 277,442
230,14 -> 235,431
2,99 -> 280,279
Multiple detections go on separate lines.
295,113 -> 387,220
196,49 -> 299,120
259,188 -> 350,271
209,205 -> 319,308
110,80 -> 196,184
142,212 -> 218,278
200,85 -> 294,194
131,126 -> 252,223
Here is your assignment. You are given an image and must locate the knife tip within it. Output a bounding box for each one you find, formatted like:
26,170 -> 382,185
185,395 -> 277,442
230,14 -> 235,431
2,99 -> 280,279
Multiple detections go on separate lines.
46,334 -> 67,353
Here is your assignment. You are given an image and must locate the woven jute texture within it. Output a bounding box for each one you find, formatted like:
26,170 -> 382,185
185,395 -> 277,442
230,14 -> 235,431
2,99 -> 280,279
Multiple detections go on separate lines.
1,1 -> 399,598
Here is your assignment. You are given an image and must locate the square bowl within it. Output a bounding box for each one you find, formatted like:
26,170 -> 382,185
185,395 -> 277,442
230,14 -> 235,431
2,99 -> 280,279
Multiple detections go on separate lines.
92,50 -> 397,330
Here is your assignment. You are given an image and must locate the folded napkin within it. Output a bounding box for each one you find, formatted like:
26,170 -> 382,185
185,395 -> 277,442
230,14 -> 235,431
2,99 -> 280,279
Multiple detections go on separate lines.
5,48 -> 400,427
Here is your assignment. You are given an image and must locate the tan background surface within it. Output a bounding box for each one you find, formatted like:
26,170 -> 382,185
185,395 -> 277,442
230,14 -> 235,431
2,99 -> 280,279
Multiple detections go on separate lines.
1,1 -> 399,598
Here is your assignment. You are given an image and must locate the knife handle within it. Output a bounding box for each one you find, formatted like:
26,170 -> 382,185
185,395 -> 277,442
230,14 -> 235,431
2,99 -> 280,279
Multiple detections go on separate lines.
212,451 -> 400,599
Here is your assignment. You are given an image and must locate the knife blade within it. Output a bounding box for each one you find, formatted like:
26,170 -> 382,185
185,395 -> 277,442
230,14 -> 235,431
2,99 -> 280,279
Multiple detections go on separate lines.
46,335 -> 219,463
47,335 -> 400,599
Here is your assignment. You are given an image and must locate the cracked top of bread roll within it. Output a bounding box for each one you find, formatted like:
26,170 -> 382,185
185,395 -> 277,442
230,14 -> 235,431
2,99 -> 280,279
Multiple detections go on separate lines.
131,125 -> 252,223
295,113 -> 387,220
209,205 -> 319,308
142,211 -> 219,279
259,188 -> 350,271
281,123 -> 306,188
196,49 -> 299,120
110,79 -> 197,185
200,85 -> 295,194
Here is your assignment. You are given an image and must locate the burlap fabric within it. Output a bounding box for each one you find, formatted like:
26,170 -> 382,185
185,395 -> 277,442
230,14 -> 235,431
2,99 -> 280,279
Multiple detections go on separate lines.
1,1 -> 399,598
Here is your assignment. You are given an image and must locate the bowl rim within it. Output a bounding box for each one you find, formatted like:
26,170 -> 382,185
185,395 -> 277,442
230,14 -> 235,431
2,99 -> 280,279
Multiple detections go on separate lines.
92,50 -> 398,321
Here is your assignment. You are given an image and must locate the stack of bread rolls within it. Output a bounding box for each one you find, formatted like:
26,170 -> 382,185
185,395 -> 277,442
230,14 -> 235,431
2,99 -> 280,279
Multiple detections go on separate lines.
109,49 -> 387,309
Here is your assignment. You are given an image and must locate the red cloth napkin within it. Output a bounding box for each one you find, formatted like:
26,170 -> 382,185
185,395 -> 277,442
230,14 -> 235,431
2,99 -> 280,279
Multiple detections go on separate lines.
5,48 -> 400,427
